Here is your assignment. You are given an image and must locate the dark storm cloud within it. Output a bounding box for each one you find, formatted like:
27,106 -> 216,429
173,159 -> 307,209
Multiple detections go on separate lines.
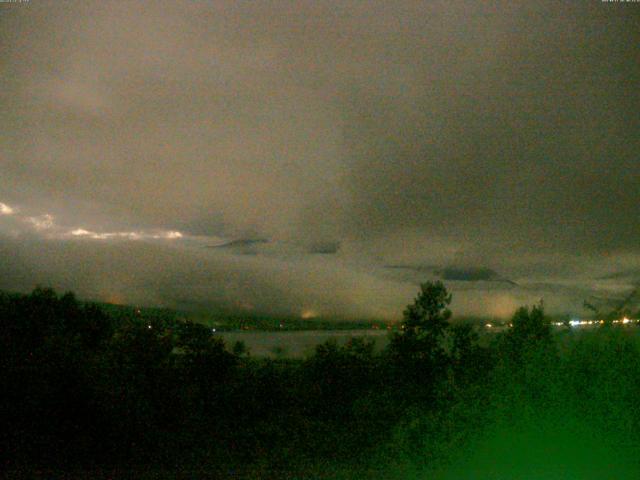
342,3 -> 639,254
437,267 -> 512,284
0,1 -> 638,317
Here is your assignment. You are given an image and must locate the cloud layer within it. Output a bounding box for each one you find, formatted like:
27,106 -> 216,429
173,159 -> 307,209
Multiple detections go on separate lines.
1,1 -> 638,318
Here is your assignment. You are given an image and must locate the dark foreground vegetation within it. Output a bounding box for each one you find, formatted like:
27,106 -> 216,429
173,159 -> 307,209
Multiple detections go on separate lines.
2,284 -> 640,479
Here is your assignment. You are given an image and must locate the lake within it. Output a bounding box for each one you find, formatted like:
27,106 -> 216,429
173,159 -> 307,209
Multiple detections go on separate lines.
214,329 -> 390,358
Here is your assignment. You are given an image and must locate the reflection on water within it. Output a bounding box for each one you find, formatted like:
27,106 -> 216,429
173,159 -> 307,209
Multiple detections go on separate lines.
215,330 -> 389,358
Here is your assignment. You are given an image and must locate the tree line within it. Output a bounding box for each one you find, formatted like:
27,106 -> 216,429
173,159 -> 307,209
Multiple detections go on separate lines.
2,283 -> 640,478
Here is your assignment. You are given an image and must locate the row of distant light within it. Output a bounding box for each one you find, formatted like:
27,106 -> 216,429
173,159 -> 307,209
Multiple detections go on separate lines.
565,317 -> 639,327
485,317 -> 639,329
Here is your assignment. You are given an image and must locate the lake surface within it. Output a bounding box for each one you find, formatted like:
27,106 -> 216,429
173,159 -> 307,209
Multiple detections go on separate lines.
215,324 -> 640,358
215,329 -> 390,358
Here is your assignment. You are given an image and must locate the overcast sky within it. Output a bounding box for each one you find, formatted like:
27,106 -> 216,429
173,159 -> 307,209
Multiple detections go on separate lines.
1,0 -> 639,319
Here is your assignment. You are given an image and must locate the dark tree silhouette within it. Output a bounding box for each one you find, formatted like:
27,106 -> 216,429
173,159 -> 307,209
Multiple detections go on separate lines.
402,281 -> 452,337
232,339 -> 249,356
509,302 -> 551,345
388,281 -> 453,389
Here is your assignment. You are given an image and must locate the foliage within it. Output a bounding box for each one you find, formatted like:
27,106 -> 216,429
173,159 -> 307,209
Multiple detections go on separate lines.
387,281 -> 453,390
2,286 -> 640,479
